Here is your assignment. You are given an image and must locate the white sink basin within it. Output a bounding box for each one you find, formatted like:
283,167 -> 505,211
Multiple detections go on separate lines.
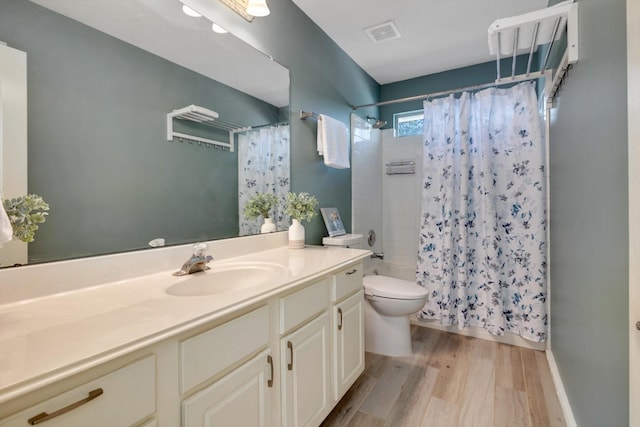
165,261 -> 289,296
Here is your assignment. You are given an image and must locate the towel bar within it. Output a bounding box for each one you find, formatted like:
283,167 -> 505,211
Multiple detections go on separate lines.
300,110 -> 320,120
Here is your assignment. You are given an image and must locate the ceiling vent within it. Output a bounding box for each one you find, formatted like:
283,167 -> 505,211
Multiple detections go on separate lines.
364,21 -> 401,43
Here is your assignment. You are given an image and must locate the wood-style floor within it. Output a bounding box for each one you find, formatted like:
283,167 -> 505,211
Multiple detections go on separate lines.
321,326 -> 565,427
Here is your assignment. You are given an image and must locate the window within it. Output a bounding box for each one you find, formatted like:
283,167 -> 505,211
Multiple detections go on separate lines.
393,110 -> 424,137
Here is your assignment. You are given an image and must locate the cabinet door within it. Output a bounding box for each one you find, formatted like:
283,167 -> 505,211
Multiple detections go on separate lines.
182,350 -> 273,427
334,291 -> 365,400
281,312 -> 330,427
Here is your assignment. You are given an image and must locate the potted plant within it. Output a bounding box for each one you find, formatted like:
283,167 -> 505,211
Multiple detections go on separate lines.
243,193 -> 278,233
284,192 -> 318,249
2,194 -> 49,243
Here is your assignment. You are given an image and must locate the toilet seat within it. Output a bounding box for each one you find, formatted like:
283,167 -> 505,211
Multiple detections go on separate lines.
363,275 -> 428,300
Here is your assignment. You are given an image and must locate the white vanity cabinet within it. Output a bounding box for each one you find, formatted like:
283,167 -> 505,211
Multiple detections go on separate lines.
179,306 -> 273,427
333,291 -> 364,400
0,356 -> 156,427
182,350 -> 273,427
179,306 -> 270,394
0,251 -> 368,427
279,279 -> 331,427
331,265 -> 365,401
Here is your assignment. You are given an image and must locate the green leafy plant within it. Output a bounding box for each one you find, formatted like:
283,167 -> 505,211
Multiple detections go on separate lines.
284,192 -> 318,223
3,194 -> 49,243
244,193 -> 278,219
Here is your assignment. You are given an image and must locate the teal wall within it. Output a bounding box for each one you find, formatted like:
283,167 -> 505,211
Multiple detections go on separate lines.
378,55 -> 537,124
547,0 -> 629,425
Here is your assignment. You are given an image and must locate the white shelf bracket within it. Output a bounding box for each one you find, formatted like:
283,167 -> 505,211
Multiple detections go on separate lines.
166,104 -> 234,152
488,0 -> 579,84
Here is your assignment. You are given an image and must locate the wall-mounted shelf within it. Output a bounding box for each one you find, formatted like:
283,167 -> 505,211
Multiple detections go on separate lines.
488,0 -> 578,94
166,104 -> 235,151
385,161 -> 415,175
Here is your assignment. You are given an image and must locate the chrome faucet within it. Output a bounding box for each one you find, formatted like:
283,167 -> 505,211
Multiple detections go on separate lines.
173,243 -> 214,276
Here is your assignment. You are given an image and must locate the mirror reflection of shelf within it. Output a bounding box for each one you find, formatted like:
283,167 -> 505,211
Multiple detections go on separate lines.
166,105 -> 239,151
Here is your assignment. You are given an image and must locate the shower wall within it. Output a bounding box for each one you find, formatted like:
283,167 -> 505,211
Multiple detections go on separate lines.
351,116 -> 423,280
350,114 -> 382,272
380,130 -> 423,280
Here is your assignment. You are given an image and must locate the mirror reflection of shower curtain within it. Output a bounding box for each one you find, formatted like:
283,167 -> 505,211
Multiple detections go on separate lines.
416,81 -> 547,342
238,124 -> 290,236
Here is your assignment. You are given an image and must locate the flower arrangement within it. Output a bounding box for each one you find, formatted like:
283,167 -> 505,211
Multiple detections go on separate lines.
243,193 -> 278,219
284,192 -> 318,223
3,194 -> 50,243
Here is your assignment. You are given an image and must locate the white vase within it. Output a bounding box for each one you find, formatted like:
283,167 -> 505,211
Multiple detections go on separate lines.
288,219 -> 305,249
261,217 -> 277,234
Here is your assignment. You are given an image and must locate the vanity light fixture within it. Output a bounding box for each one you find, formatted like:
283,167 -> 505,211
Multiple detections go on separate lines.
179,0 -> 269,24
211,23 -> 228,34
246,0 -> 270,17
181,4 -> 202,17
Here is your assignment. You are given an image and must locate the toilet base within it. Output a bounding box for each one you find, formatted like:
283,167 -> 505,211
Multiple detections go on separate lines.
364,300 -> 414,357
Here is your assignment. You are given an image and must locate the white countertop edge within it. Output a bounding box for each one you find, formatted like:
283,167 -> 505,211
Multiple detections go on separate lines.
0,249 -> 370,404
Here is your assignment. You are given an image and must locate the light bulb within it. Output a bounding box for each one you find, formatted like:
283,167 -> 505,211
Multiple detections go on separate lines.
181,5 -> 201,17
211,23 -> 228,34
246,0 -> 270,17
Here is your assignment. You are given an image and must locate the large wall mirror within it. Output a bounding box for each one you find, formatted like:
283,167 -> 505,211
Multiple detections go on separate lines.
0,0 -> 290,267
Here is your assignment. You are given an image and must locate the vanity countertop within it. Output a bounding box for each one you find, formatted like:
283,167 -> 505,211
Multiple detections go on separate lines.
0,245 -> 370,404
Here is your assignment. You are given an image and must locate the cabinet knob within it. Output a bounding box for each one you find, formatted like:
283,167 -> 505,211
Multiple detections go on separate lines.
636,321 -> 640,331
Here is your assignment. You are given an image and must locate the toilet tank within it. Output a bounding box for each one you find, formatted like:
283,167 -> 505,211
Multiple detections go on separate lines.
322,234 -> 363,249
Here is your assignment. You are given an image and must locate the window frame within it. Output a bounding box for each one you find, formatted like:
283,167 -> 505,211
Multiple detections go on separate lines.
393,109 -> 424,137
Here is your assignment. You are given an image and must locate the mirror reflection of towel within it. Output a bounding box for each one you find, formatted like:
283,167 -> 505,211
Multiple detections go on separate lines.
0,201 -> 13,245
318,114 -> 350,169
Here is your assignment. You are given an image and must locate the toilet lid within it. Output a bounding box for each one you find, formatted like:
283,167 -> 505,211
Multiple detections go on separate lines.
363,275 -> 429,299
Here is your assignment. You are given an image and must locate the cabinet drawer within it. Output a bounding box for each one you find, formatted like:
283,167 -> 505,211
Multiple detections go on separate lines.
180,305 -> 269,393
0,356 -> 156,427
279,279 -> 329,334
332,264 -> 363,302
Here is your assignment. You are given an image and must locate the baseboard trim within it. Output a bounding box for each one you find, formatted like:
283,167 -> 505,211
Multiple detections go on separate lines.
411,318 -> 546,351
546,350 -> 577,427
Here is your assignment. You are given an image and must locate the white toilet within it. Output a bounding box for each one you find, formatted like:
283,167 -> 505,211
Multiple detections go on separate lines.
362,274 -> 428,356
322,233 -> 429,357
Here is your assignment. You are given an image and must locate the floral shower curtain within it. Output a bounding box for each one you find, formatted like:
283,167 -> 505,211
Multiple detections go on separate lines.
416,81 -> 547,342
238,124 -> 290,236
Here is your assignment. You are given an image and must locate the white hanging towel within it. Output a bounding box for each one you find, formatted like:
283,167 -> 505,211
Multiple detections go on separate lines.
317,114 -> 350,169
0,201 -> 13,246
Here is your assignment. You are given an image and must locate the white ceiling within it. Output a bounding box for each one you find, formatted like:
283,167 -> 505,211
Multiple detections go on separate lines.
28,0 -> 552,96
291,0 -> 549,84
29,0 -> 289,107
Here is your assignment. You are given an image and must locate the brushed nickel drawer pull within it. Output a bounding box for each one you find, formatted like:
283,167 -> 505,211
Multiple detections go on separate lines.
337,308 -> 343,330
287,341 -> 294,371
28,388 -> 104,425
345,269 -> 357,275
267,355 -> 274,388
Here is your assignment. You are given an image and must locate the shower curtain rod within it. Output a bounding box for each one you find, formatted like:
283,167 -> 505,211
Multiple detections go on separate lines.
351,71 -> 544,110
